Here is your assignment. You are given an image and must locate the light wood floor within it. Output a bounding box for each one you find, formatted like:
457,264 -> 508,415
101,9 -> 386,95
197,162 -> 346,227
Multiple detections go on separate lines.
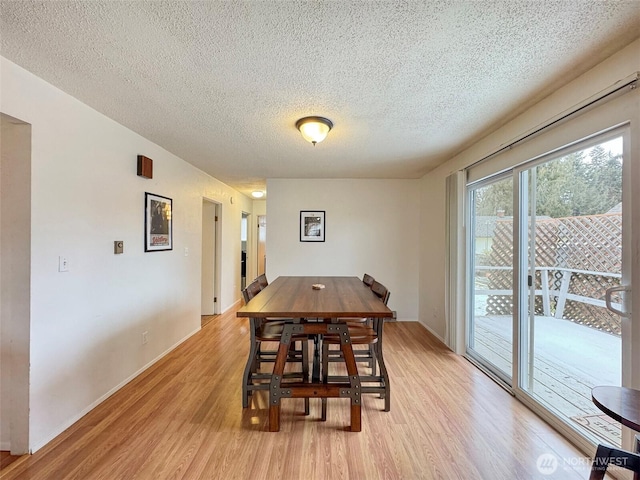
201,314 -> 218,328
1,306 -> 604,479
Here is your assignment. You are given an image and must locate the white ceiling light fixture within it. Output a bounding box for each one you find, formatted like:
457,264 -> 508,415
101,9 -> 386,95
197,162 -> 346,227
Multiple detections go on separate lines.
296,116 -> 333,145
251,191 -> 265,198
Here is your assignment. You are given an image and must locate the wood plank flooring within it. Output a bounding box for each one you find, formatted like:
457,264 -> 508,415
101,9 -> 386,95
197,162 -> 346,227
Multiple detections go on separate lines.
1,306 -> 604,479
0,453 -> 20,471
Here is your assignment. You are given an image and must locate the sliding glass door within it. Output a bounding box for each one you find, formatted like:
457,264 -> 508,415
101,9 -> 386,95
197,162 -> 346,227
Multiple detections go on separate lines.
467,174 -> 514,382
518,135 -> 624,446
466,130 -> 627,447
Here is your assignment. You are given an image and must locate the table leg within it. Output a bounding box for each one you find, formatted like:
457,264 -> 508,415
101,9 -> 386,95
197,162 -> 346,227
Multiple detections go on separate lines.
268,322 -> 363,432
350,404 -> 361,432
338,326 -> 362,432
269,403 -> 280,433
268,334 -> 292,432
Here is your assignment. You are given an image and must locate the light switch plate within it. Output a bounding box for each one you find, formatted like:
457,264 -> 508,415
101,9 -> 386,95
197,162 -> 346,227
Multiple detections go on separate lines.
114,241 -> 124,254
58,256 -> 69,272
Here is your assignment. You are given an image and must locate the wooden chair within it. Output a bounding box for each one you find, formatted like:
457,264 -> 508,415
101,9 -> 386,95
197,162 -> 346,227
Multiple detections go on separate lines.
589,443 -> 640,479
340,280 -> 390,374
334,273 -> 376,368
362,273 -> 375,288
243,280 -> 262,305
241,280 -> 309,411
255,273 -> 269,289
321,280 -> 391,418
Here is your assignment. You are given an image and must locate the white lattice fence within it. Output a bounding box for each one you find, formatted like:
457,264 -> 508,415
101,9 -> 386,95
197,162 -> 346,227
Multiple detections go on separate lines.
483,214 -> 622,335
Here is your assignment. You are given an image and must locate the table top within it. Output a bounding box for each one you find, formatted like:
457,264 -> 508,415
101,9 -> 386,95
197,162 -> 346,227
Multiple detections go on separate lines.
237,276 -> 393,319
592,386 -> 640,432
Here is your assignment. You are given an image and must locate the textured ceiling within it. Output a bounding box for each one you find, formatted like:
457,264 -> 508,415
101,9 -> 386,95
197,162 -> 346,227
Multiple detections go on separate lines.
1,1 -> 639,198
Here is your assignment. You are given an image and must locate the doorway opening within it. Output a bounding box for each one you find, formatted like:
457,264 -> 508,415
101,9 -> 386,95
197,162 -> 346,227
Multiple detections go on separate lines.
257,215 -> 266,277
201,199 -> 221,326
241,213 -> 249,290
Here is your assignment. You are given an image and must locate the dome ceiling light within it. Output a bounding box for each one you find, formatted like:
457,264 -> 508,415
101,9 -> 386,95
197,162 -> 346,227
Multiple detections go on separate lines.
295,116 -> 333,145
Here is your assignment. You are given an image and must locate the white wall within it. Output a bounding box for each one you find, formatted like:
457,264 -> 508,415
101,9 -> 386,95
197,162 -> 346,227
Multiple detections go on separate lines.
418,38 -> 640,339
253,199 -> 266,217
266,178 -> 419,320
0,57 -> 253,451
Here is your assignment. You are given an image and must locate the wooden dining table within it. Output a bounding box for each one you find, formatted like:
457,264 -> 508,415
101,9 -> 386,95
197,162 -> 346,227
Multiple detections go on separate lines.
237,276 -> 393,432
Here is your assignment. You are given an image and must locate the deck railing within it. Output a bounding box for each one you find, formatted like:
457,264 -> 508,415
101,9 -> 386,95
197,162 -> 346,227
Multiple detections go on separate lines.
477,212 -> 623,335
474,265 -> 622,334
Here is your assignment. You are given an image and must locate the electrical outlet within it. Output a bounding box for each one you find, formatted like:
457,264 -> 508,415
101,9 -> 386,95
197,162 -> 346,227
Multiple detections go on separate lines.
142,331 -> 148,345
58,256 -> 69,272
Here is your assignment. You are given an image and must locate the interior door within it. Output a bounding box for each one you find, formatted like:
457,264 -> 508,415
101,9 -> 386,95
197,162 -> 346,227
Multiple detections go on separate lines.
201,200 -> 217,315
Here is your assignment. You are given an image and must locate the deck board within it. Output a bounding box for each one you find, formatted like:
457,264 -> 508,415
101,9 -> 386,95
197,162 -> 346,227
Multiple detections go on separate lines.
472,314 -> 622,445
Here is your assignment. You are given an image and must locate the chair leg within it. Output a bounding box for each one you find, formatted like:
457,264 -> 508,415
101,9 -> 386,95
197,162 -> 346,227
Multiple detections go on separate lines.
251,344 -> 260,373
255,344 -> 262,371
374,341 -> 391,412
302,338 -> 310,381
367,318 -> 377,375
242,335 -> 259,408
321,343 -> 329,421
590,444 -> 613,480
589,443 -> 640,480
369,344 -> 377,376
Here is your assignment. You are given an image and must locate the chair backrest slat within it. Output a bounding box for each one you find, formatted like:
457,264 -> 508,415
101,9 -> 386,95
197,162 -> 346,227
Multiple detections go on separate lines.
242,280 -> 262,304
362,273 -> 375,288
255,273 -> 269,289
371,280 -> 390,305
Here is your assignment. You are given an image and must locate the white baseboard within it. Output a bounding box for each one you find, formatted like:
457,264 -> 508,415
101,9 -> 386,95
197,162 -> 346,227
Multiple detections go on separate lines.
222,298 -> 242,314
417,319 -> 446,345
31,327 -> 201,453
0,441 -> 10,450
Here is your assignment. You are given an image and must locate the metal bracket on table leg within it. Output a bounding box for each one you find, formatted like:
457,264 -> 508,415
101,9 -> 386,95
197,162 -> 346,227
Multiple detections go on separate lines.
339,379 -> 362,405
331,323 -> 361,405
269,324 -> 306,406
280,324 -> 304,345
270,378 -> 296,404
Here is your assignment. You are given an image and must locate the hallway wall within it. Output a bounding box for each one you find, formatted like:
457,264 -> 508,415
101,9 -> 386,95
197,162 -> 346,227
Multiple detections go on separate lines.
0,57 -> 253,451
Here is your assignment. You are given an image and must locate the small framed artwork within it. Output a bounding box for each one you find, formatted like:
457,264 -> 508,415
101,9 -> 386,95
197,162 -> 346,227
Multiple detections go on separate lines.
145,192 -> 173,252
300,211 -> 325,242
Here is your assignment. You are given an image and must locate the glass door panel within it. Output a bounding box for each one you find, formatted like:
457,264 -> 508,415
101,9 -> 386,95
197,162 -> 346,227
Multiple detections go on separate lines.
519,136 -> 623,447
467,176 -> 514,382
